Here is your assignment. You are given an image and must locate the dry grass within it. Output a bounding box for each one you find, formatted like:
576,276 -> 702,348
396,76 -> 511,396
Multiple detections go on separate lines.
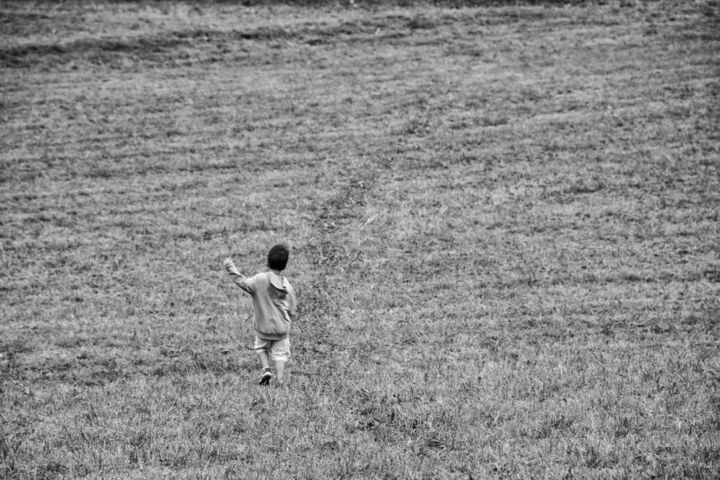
1,0 -> 719,478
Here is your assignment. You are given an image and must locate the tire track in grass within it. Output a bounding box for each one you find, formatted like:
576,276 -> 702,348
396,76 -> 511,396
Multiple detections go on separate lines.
295,159 -> 379,379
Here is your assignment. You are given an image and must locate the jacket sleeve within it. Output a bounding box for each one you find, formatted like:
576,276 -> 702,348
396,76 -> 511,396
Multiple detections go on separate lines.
223,258 -> 256,294
287,284 -> 298,320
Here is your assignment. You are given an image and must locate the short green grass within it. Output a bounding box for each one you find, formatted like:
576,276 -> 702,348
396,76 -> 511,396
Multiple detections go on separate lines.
1,0 -> 719,478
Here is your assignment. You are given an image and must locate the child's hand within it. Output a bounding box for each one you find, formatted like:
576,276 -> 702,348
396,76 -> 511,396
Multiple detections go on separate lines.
223,257 -> 241,275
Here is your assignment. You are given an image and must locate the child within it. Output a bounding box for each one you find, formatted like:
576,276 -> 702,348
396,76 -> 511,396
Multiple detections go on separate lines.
223,244 -> 297,386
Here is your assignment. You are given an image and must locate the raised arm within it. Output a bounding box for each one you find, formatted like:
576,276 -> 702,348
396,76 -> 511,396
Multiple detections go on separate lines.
223,257 -> 255,294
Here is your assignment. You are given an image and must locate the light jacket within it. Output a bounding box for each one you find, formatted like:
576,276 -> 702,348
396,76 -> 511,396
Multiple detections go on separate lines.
225,261 -> 297,340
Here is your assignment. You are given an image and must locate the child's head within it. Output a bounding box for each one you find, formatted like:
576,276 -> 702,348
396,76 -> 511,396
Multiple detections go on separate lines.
267,244 -> 290,271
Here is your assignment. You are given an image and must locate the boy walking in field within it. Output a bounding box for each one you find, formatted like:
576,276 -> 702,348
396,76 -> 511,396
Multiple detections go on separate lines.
223,244 -> 297,386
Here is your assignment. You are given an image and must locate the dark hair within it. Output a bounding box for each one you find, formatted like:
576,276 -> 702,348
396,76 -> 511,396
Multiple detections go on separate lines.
267,244 -> 290,271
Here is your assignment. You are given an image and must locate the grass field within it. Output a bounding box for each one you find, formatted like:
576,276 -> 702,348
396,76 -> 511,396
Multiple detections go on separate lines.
1,0 -> 719,478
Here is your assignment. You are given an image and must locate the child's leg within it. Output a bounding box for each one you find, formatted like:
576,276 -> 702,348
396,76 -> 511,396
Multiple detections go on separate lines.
254,337 -> 271,369
253,338 -> 273,385
270,338 -> 291,384
257,350 -> 270,370
274,360 -> 286,382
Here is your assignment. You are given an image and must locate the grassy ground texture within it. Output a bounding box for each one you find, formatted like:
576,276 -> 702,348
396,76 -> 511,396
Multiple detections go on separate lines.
1,0 -> 719,478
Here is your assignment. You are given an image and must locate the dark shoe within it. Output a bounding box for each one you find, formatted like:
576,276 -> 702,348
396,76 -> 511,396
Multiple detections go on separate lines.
259,368 -> 273,385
